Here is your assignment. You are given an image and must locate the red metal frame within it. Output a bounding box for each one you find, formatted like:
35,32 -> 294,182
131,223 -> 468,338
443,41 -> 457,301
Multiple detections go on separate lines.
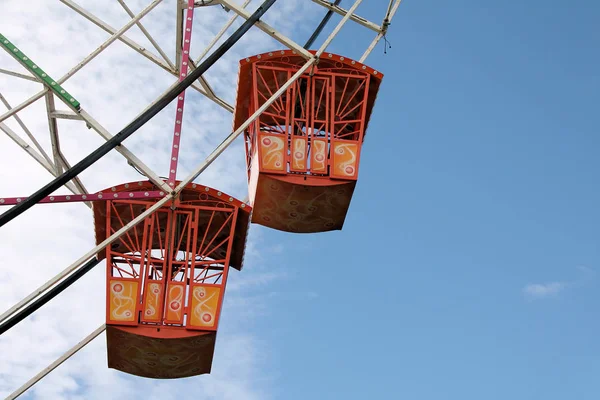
244,58 -> 373,182
104,195 -> 239,333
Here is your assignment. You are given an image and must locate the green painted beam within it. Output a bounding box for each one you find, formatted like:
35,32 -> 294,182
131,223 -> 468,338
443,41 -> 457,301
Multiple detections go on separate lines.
0,33 -> 81,110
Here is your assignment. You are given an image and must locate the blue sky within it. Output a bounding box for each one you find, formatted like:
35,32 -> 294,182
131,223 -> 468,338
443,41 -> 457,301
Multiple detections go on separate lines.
239,1 -> 600,399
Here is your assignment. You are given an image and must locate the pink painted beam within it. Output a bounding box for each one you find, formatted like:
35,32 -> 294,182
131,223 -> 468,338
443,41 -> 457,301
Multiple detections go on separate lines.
168,0 -> 196,188
0,191 -> 166,206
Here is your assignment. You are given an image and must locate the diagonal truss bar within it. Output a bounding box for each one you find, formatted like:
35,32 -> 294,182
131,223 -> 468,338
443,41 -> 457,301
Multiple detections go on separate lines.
49,110 -> 82,120
0,124 -> 87,205
315,0 -> 363,57
219,0 -> 313,59
0,123 -> 56,179
45,93 -> 66,175
360,0 -> 403,63
5,324 -> 106,400
0,258 -> 102,336
77,111 -> 170,192
304,0 -> 342,48
310,0 -> 381,32
117,0 -> 175,70
0,68 -> 39,82
168,0 -> 196,187
0,93 -> 53,167
193,0 -> 252,64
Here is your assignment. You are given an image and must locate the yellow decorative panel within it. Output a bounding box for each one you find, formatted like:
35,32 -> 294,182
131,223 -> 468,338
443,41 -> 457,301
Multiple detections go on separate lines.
165,283 -> 185,323
109,280 -> 138,323
310,138 -> 327,173
189,285 -> 221,329
259,134 -> 286,172
142,281 -> 163,322
291,137 -> 307,171
331,141 -> 359,179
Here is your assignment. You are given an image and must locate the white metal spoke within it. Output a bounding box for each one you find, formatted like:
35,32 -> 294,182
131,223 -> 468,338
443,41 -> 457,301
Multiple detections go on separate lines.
45,93 -> 64,175
359,0 -> 403,63
0,123 -> 56,177
49,110 -> 83,121
0,68 -> 39,82
77,110 -> 172,192
5,324 -> 106,400
187,58 -> 216,96
316,0 -> 364,57
193,0 -> 252,64
0,93 -> 53,166
311,0 -> 381,32
0,122 -> 87,201
117,0 -> 176,70
218,0 -> 313,59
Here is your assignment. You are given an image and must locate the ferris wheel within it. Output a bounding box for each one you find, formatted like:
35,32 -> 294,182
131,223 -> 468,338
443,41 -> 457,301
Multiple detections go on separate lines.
0,0 -> 402,398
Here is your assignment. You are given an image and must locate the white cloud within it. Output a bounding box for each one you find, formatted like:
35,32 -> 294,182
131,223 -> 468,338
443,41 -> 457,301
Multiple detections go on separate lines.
522,266 -> 595,300
0,0 -> 326,398
523,282 -> 567,299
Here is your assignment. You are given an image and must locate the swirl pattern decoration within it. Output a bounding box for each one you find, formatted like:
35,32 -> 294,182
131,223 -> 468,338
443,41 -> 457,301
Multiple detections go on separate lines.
311,139 -> 327,173
259,134 -> 285,172
166,284 -> 185,323
291,137 -> 307,170
332,142 -> 358,178
109,280 -> 138,322
143,282 -> 162,322
189,285 -> 221,329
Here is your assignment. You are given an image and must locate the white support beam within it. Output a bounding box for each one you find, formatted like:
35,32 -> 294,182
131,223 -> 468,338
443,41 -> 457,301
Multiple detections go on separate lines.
187,58 -> 216,97
193,0 -> 252,64
310,0 -> 381,33
0,122 -> 86,201
0,68 -> 39,82
78,110 -> 172,192
175,0 -> 184,72
45,93 -> 64,175
315,0 -> 363,57
0,93 -> 53,167
44,93 -> 90,196
218,0 -> 314,60
117,0 -> 176,70
61,0 -> 175,75
50,110 -> 84,120
360,0 -> 403,63
0,123 -> 56,178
